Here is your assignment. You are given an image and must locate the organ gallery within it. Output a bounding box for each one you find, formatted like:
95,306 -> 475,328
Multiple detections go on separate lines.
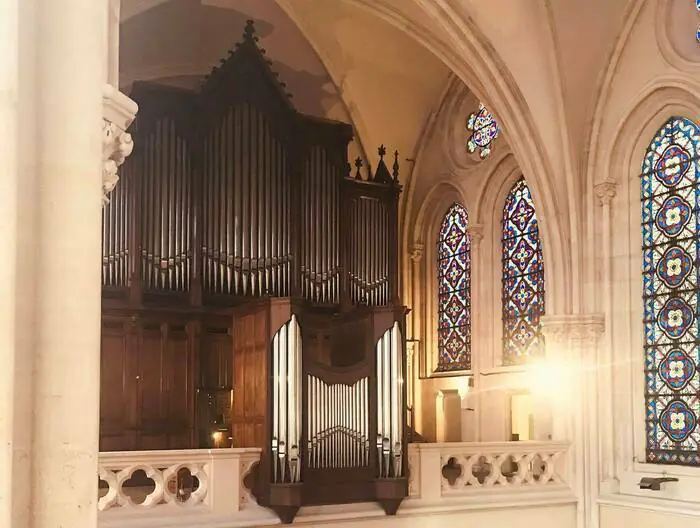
100,21 -> 407,521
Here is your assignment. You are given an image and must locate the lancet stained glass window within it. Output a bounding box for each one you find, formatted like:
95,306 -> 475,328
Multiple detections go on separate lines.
643,116 -> 700,466
466,103 -> 499,159
437,203 -> 471,371
502,178 -> 545,365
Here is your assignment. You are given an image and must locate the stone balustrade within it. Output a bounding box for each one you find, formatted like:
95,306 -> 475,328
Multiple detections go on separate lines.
98,441 -> 572,527
407,441 -> 570,503
98,448 -> 261,525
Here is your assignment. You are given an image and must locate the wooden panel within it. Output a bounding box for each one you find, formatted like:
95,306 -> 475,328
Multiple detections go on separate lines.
99,320 -> 138,451
138,324 -> 165,425
165,324 -> 192,448
200,327 -> 232,389
231,307 -> 268,448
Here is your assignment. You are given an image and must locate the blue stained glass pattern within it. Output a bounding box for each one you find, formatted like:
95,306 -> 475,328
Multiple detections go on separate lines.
643,116 -> 700,466
466,103 -> 499,159
437,203 -> 471,372
502,178 -> 545,365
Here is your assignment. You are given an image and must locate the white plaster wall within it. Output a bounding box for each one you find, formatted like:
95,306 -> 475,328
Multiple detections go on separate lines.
296,503 -> 576,528
600,505 -> 699,528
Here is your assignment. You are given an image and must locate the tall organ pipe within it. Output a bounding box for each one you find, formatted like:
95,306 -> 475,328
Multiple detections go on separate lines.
271,316 -> 302,482
233,105 -> 242,295
375,323 -> 404,478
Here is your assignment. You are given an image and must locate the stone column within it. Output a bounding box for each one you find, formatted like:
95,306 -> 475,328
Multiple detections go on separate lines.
32,1 -> 107,526
467,224 -> 483,441
107,0 -> 121,87
408,243 -> 424,433
540,314 -> 604,528
1,2 -> 135,527
593,179 -> 618,490
0,1 -> 25,526
408,242 -> 424,342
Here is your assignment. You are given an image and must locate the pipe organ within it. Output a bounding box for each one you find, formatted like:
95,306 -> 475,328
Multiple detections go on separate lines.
100,21 -> 407,521
307,376 -> 370,469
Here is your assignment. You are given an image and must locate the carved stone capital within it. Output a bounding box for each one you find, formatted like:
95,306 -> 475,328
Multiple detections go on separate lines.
593,179 -> 618,207
467,224 -> 484,243
102,84 -> 138,205
409,243 -> 425,263
540,314 -> 605,346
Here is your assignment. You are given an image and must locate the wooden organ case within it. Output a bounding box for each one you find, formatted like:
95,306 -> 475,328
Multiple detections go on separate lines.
100,21 -> 408,520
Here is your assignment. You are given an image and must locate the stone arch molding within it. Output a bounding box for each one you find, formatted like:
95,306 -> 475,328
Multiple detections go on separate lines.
339,0 -> 571,313
438,75 -> 485,173
411,179 -> 469,373
655,0 -> 700,74
600,78 -> 700,189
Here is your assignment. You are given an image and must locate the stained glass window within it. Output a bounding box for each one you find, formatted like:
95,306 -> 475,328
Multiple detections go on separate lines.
437,203 -> 471,372
502,178 -> 545,365
643,116 -> 700,466
696,0 -> 700,44
466,103 -> 499,159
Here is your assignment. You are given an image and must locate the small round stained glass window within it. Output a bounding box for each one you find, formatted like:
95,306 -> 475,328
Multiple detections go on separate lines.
466,103 -> 499,159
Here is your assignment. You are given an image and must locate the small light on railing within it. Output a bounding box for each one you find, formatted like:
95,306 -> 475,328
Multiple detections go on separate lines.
212,431 -> 223,448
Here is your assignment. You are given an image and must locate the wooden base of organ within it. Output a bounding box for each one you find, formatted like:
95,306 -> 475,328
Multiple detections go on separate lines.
100,21 -> 407,520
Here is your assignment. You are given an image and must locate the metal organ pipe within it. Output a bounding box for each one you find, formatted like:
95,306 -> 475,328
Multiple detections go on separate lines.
149,125 -> 158,289
223,109 -> 231,294
277,137 -> 283,297
255,110 -> 262,297
375,323 -> 404,479
233,105 -> 242,296
174,134 -> 181,290
271,316 -> 302,483
158,119 -> 166,290
249,107 -> 256,297
306,375 -> 369,469
102,157 -> 130,288
144,126 -> 152,289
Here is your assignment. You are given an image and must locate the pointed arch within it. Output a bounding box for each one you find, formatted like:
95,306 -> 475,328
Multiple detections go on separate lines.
643,116 -> 700,466
501,177 -> 545,365
436,202 -> 471,372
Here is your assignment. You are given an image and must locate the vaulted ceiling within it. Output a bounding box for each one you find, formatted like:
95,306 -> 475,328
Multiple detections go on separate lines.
120,0 -> 639,180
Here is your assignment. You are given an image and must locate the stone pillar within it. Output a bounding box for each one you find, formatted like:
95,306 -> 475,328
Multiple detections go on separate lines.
593,179 -> 618,490
1,2 -> 135,527
408,243 -> 424,433
31,1 -> 107,526
0,1 -> 24,526
467,224 -> 483,441
408,242 -> 424,342
107,0 -> 121,87
540,314 -> 604,528
406,340 -> 416,428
